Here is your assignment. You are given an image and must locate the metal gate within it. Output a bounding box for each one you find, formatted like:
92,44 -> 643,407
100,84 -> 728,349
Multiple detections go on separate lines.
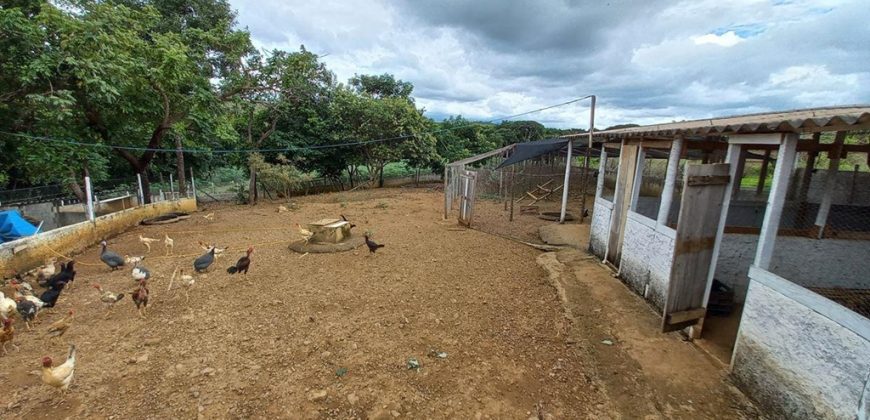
459,170 -> 477,226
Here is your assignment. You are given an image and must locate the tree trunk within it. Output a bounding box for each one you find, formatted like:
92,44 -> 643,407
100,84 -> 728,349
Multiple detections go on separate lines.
248,166 -> 258,205
175,134 -> 187,195
67,170 -> 85,203
378,164 -> 385,188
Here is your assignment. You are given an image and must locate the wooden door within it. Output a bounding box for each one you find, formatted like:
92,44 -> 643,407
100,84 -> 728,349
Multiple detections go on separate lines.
606,144 -> 639,265
458,170 -> 477,227
662,163 -> 730,332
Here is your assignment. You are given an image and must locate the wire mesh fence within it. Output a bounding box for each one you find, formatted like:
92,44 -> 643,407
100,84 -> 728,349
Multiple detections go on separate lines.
445,152 -> 596,244
769,147 -> 870,319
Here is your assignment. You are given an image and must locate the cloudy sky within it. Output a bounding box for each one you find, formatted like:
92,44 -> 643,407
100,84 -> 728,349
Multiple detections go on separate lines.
230,0 -> 870,129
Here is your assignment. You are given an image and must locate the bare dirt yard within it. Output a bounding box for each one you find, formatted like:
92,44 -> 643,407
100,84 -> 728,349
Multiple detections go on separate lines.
0,187 -> 759,419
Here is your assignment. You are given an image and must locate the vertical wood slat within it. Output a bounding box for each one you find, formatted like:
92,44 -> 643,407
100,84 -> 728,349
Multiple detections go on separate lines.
755,134 -> 798,269
607,143 -> 639,265
662,163 -> 731,332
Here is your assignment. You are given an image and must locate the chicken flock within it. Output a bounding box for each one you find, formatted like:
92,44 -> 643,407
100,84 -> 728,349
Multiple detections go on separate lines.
0,211 -> 385,403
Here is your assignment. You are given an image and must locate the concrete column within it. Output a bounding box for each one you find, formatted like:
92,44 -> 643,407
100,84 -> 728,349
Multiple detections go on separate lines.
596,149 -> 608,198
136,173 -> 145,205
657,137 -> 683,225
755,134 -> 799,269
559,139 -> 573,223
814,131 -> 847,238
84,176 -> 95,222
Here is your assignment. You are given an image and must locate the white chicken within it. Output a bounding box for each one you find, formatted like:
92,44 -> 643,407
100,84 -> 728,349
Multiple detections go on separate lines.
131,261 -> 151,282
164,234 -> 174,255
124,255 -> 145,265
198,241 -> 228,256
296,223 -> 314,243
203,212 -> 215,220
178,269 -> 195,301
0,291 -> 17,320
41,344 -> 76,400
12,284 -> 44,312
139,235 -> 160,253
92,284 -> 125,318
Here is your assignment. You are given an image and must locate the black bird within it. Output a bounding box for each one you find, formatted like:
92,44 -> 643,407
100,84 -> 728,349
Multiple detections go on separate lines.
194,247 -> 216,273
100,241 -> 125,271
364,235 -> 385,254
340,214 -> 357,229
45,260 -> 75,290
39,281 -> 67,308
15,297 -> 37,330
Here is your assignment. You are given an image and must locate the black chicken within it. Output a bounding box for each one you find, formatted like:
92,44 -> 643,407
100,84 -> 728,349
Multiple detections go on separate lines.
43,261 -> 75,290
364,235 -> 385,254
340,214 -> 357,229
227,247 -> 253,275
39,281 -> 67,308
15,297 -> 37,330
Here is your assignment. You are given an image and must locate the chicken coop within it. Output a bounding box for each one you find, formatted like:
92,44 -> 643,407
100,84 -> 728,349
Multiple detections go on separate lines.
443,140 -> 599,244
582,106 -> 870,419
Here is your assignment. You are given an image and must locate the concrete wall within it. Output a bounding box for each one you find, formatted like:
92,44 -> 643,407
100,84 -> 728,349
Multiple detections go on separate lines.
732,268 -> 870,419
618,211 -> 676,310
0,198 -> 197,273
590,197 -> 612,259
798,168 -> 870,206
714,234 -> 870,299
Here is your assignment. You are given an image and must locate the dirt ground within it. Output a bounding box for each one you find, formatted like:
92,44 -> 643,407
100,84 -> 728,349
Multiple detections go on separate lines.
0,187 -> 758,419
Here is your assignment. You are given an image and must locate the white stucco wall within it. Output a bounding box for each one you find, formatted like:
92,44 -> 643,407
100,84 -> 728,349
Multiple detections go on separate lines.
590,197 -> 612,259
715,234 -> 870,302
618,211 -> 675,310
732,271 -> 870,419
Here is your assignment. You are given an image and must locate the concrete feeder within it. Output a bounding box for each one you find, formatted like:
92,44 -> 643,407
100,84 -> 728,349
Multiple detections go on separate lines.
289,218 -> 364,254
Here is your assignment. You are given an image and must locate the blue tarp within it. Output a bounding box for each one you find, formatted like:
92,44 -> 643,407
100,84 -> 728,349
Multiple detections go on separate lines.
0,210 -> 40,243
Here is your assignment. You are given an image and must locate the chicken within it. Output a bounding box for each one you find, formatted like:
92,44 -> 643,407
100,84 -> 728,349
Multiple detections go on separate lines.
139,235 -> 160,252
194,247 -> 216,273
44,260 -> 76,290
46,310 -> 74,338
0,319 -> 17,354
227,247 -> 253,275
31,258 -> 57,283
131,280 -> 149,318
131,261 -> 151,282
203,212 -> 215,220
41,344 -> 76,400
164,234 -> 174,256
10,278 -> 36,297
296,223 -> 314,243
100,241 -> 125,271
340,214 -> 357,229
277,205 -> 289,213
124,255 -> 145,265
92,284 -> 125,318
364,234 -> 385,254
177,269 -> 195,301
199,242 -> 228,256
0,291 -> 17,320
39,280 -> 66,309
15,297 -> 37,330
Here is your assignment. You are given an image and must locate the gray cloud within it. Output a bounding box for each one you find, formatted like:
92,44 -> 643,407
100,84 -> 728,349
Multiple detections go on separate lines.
231,0 -> 870,128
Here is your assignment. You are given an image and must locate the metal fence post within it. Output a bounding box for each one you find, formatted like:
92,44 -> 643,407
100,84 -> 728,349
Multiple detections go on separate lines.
169,173 -> 175,200
136,173 -> 144,205
190,168 -> 197,199
84,176 -> 95,222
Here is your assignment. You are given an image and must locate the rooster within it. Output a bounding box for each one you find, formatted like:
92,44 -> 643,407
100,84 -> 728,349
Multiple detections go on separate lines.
131,261 -> 151,282
164,234 -> 174,256
296,223 -> 314,243
364,234 -> 385,254
227,247 -> 253,275
124,255 -> 145,265
139,235 -> 160,253
100,241 -> 125,271
46,310 -> 74,338
0,319 -> 17,354
41,344 -> 76,400
131,280 -> 149,318
194,247 -> 216,273
92,284 -> 125,319
15,297 -> 38,330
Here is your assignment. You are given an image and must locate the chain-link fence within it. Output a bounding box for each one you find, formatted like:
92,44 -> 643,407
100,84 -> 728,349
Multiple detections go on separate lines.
769,147 -> 870,319
445,152 -> 596,244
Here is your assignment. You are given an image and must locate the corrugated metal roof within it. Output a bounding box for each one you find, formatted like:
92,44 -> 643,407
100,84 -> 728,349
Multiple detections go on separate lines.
564,106 -> 870,139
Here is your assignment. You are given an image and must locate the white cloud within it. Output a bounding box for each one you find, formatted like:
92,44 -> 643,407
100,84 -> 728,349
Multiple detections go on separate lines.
229,0 -> 870,129
692,31 -> 745,47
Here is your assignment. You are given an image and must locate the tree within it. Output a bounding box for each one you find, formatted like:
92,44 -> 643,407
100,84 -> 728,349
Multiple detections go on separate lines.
349,73 -> 413,100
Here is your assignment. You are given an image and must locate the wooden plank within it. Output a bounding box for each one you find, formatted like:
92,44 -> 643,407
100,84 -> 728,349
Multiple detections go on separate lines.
662,163 -> 731,333
813,131 -> 847,238
686,175 -> 730,186
666,308 -> 707,325
756,149 -> 771,195
755,134 -> 798,269
728,133 -> 783,145
606,142 -> 639,265
639,140 -> 673,149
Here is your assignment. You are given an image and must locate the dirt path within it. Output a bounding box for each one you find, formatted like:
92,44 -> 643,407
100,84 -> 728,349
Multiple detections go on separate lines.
0,188 -> 757,419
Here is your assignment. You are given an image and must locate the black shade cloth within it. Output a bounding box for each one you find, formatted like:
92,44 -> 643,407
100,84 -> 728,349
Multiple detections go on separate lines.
496,138 -> 603,169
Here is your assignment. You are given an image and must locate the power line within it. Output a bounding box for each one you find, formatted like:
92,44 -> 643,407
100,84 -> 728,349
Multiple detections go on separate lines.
0,95 -> 591,154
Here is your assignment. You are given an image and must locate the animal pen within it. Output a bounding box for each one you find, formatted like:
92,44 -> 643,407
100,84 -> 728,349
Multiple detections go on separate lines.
584,106 -> 870,419
443,141 -> 598,244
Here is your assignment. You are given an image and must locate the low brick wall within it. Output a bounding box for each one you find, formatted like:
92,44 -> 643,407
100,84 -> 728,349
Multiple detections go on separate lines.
0,198 -> 197,274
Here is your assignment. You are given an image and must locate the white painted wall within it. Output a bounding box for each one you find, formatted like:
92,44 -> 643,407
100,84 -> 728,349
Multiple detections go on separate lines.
732,275 -> 870,419
590,197 -> 612,259
617,211 -> 675,310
